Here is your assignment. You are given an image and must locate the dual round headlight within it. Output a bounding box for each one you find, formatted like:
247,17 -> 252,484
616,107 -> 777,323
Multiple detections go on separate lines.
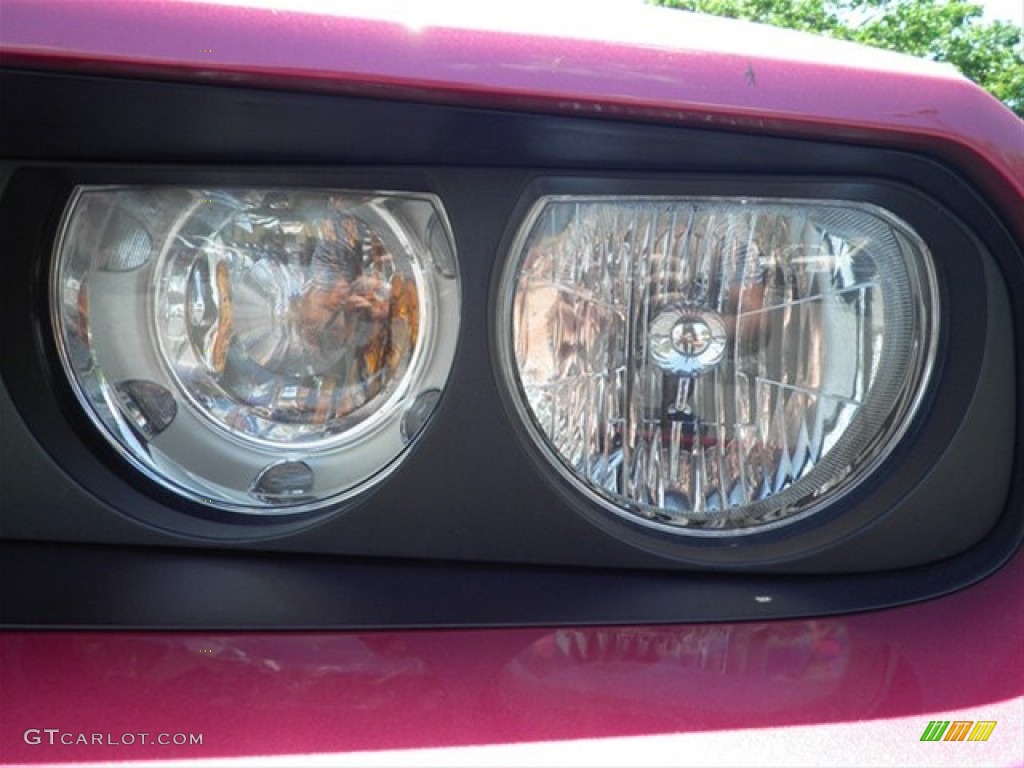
53,188 -> 938,536
54,187 -> 459,513
497,197 -> 938,535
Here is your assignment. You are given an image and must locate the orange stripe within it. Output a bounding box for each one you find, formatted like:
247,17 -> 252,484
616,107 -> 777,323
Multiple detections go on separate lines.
944,721 -> 972,741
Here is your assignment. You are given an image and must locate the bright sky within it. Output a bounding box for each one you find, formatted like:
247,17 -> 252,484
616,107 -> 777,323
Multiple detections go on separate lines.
615,0 -> 1023,26
981,0 -> 1024,25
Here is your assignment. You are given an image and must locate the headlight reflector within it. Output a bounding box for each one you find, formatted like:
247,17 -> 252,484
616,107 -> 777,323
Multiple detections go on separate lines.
54,186 -> 459,515
500,197 -> 938,535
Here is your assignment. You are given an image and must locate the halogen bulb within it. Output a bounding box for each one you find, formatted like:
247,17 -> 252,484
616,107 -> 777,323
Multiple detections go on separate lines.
650,305 -> 727,376
502,196 -> 937,536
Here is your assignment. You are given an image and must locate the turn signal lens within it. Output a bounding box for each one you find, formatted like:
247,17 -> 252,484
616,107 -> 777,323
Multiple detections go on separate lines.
54,187 -> 459,515
499,197 -> 938,535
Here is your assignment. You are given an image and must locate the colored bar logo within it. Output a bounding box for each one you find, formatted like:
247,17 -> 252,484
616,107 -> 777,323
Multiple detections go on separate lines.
920,720 -> 997,742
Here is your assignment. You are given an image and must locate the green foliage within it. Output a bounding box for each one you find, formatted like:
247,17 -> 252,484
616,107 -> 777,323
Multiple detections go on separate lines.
650,0 -> 1024,116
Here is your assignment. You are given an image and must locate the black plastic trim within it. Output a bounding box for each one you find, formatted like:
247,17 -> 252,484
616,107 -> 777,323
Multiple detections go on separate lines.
1,538 -> 1020,630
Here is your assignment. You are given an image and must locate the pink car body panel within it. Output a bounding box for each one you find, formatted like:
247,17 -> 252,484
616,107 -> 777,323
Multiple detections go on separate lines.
1,0 -> 1021,236
1,0 -> 1021,765
2,548 -> 1021,764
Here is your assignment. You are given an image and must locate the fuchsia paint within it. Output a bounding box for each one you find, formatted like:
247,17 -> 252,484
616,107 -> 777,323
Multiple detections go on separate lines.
1,0 -> 1021,764
1,547 -> 1021,762
1,0 -> 1021,237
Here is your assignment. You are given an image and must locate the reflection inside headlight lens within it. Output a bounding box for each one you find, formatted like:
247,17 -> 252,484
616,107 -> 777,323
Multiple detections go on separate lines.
503,197 -> 937,535
54,186 -> 459,515
158,191 -> 421,445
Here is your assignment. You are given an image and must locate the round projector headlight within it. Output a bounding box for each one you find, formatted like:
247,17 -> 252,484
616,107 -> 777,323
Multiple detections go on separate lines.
499,197 -> 938,536
53,186 -> 459,515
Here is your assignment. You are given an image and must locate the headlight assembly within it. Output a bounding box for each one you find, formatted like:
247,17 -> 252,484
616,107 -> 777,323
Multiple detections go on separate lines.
53,187 -> 460,515
498,197 -> 939,536
3,73 -> 1020,628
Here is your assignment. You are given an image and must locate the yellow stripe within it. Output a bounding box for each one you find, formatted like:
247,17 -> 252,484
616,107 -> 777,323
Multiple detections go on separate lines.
968,721 -> 997,742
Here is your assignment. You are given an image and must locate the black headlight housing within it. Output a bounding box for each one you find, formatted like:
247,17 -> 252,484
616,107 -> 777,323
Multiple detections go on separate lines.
0,69 -> 1020,628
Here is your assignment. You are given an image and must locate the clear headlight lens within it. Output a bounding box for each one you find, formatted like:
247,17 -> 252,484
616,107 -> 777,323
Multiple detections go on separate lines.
500,197 -> 938,535
54,187 -> 459,514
